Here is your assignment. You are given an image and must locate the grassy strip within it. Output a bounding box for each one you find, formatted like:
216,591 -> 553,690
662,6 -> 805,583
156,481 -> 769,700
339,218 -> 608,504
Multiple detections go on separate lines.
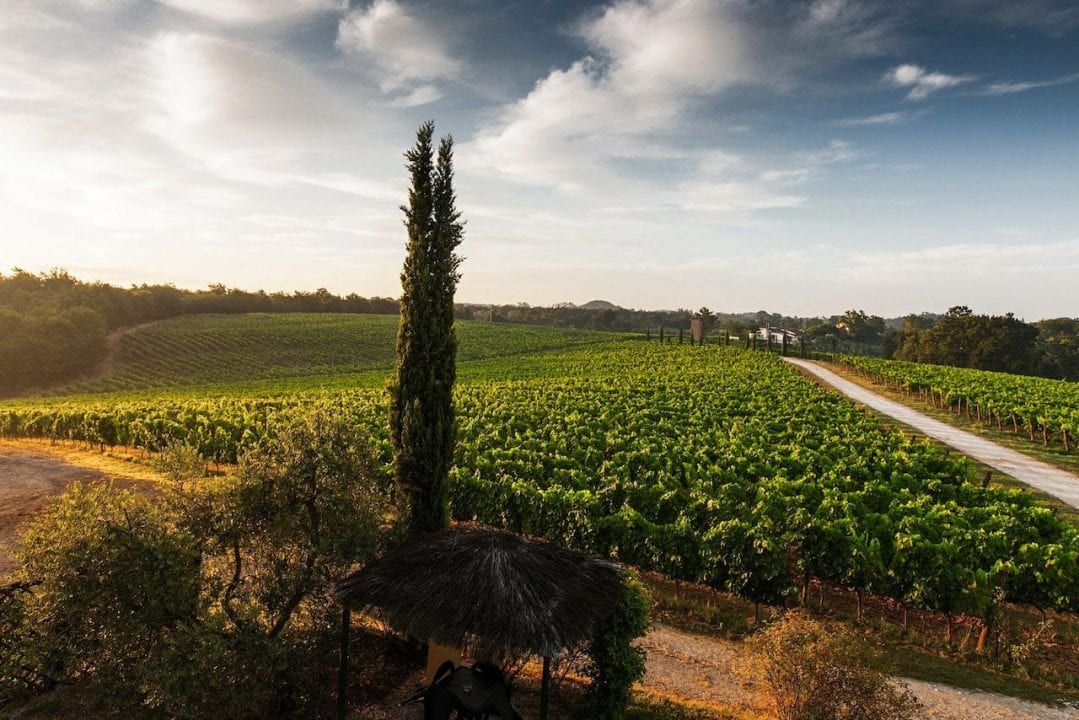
644,574 -> 1079,707
884,647 -> 1079,706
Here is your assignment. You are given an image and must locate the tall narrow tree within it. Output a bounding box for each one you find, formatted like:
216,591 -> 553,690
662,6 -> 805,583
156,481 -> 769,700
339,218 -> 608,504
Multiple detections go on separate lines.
390,121 -> 463,533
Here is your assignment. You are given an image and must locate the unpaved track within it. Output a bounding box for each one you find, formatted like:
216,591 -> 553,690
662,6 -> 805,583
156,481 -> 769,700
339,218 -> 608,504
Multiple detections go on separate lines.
784,357 -> 1079,510
643,624 -> 1079,720
0,446 -> 148,577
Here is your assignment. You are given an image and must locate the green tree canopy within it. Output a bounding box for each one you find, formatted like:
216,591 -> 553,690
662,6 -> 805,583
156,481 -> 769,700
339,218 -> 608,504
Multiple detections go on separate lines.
389,120 -> 464,533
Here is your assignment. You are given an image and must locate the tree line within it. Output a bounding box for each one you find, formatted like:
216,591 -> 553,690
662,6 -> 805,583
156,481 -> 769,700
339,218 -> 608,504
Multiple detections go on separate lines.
802,307 -> 1079,380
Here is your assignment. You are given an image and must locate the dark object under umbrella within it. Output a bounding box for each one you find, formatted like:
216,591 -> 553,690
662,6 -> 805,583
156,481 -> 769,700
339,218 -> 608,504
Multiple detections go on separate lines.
333,526 -> 625,719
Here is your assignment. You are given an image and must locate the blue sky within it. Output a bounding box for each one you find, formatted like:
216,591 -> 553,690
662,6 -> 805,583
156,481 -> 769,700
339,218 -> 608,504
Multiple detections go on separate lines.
2,0 -> 1078,318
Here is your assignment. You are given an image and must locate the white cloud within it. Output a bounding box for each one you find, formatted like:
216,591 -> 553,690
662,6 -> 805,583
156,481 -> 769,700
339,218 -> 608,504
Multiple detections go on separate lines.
145,33 -> 350,179
337,0 -> 462,95
885,63 -> 973,100
159,0 -> 346,25
839,239 -> 1079,284
464,0 -> 751,193
581,0 -> 748,98
983,70 -> 1079,95
837,110 -> 921,126
389,84 -> 442,107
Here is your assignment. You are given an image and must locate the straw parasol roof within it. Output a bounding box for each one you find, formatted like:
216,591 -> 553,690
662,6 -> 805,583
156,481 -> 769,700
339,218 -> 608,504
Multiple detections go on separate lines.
333,526 -> 624,659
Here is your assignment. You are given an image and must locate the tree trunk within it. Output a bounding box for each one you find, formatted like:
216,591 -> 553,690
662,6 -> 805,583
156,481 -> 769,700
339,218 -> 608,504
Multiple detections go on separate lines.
856,588 -> 864,624
945,612 -> 953,645
976,620 -> 990,655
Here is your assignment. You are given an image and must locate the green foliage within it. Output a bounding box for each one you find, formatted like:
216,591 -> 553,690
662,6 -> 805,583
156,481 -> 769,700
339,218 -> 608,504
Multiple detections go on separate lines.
578,570 -> 650,720
390,121 -> 463,533
3,345 -> 1078,624
0,268 -> 401,396
838,353 -> 1079,451
0,304 -> 107,394
891,305 -> 1040,374
1,412 -> 389,717
3,484 -> 200,709
749,612 -> 923,720
48,313 -> 616,395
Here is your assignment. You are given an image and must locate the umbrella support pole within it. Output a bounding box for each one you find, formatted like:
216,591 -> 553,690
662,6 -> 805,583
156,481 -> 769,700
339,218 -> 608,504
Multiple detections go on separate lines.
540,655 -> 550,720
337,604 -> 350,720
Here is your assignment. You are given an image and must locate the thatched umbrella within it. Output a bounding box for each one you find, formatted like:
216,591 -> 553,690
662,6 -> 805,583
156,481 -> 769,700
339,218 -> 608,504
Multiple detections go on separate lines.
333,526 -> 625,719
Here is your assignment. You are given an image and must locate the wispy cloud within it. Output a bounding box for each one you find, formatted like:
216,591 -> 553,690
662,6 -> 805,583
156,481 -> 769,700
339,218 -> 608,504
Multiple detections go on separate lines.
160,0 -> 345,25
336,0 -> 462,103
983,70 -> 1079,95
836,109 -> 922,126
145,33 -> 353,180
885,63 -> 973,100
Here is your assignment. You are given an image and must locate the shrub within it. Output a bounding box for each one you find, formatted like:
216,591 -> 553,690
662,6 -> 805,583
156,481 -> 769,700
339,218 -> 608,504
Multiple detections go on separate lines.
1,411 -> 391,717
2,483 -> 200,710
748,612 -> 923,720
578,569 -> 651,720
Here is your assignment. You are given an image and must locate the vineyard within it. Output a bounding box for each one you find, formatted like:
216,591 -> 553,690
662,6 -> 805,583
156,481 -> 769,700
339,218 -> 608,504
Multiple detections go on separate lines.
835,355 -> 1079,452
3,343 -> 1077,634
54,313 -> 622,394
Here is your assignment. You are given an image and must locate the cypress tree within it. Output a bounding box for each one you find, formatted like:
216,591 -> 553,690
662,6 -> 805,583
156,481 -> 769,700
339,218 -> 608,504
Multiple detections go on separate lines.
389,121 -> 463,533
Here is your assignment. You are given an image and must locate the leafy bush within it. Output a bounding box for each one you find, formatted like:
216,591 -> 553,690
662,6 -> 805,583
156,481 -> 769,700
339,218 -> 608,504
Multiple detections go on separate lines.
2,483 -> 200,710
749,612 -> 923,720
578,570 -> 651,720
1,411 -> 391,717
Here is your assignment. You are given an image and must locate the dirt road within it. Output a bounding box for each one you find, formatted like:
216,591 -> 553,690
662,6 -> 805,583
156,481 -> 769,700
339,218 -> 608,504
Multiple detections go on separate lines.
0,445 -> 149,576
784,357 -> 1079,510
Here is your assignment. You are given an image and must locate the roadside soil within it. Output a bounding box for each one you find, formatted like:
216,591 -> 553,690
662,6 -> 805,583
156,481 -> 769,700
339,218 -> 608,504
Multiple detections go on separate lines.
643,624 -> 1079,720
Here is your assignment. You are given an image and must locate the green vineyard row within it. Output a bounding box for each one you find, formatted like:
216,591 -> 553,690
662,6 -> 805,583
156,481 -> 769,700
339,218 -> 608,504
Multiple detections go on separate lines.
3,345 -> 1076,623
837,355 -> 1079,450
59,313 -> 623,394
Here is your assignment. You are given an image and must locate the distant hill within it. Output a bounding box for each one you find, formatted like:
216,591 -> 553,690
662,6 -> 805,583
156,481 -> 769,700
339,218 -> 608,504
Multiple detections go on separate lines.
578,300 -> 621,310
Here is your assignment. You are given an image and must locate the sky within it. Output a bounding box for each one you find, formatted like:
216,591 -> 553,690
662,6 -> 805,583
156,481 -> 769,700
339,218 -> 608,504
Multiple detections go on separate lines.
1,0 -> 1078,319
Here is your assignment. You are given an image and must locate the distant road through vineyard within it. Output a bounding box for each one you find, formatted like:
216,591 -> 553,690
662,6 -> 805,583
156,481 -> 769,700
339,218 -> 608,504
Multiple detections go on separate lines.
785,357 -> 1079,510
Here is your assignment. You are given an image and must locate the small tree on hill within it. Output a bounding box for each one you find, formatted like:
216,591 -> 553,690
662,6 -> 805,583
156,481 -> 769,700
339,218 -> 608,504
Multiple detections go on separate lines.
390,120 -> 464,534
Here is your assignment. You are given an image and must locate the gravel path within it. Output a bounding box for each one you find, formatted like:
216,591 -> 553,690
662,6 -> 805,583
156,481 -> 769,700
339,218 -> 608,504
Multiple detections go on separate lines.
783,357 -> 1079,510
642,624 -> 1079,720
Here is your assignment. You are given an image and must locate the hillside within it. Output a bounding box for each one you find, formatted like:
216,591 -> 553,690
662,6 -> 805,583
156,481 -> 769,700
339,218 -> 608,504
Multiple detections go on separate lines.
52,313 -> 625,395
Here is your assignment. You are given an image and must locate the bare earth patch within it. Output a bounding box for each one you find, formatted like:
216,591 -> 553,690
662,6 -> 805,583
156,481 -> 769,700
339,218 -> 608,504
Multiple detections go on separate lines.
0,445 -> 152,578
